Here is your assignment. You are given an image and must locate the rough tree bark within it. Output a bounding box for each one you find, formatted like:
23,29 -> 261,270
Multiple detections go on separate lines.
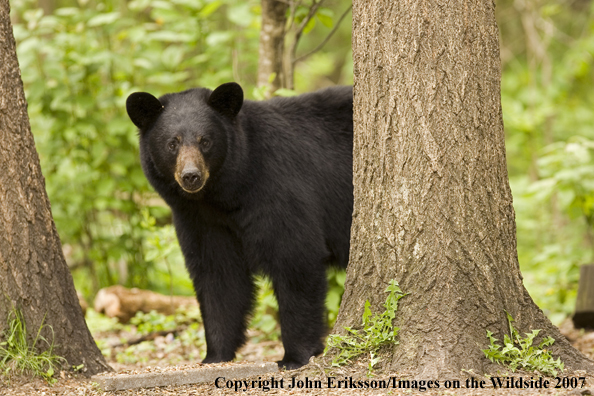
258,0 -> 288,98
334,0 -> 594,378
0,0 -> 110,376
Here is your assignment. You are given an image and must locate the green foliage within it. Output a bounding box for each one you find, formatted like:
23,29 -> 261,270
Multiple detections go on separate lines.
130,306 -> 201,335
13,0 -> 594,351
11,0 -> 353,307
249,277 -> 280,341
116,342 -> 154,365
513,137 -> 594,322
139,209 -> 193,296
11,0 -> 262,295
325,280 -> 405,374
85,308 -> 124,335
326,269 -> 346,327
483,312 -> 564,377
249,269 -> 345,343
130,311 -> 182,336
117,308 -> 204,364
0,308 -> 65,385
88,306 -> 204,364
499,0 -> 594,322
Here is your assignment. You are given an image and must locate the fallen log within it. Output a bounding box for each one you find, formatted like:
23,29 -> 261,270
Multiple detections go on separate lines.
94,285 -> 197,322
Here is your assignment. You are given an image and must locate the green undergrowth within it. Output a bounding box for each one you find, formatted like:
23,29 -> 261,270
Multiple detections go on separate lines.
324,279 -> 406,374
130,305 -> 202,335
483,312 -> 564,377
87,272 -> 345,365
88,305 -> 205,365
0,307 -> 65,385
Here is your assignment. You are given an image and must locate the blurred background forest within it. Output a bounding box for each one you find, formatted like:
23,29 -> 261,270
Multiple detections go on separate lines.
7,0 -> 594,331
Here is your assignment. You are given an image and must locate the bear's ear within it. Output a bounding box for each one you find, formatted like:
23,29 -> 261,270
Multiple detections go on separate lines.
126,92 -> 164,130
207,82 -> 243,118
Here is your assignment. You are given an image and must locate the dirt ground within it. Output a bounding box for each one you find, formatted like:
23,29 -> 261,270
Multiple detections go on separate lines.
1,319 -> 594,396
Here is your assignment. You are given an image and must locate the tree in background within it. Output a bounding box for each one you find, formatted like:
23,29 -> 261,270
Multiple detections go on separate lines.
333,0 -> 594,377
257,0 -> 352,96
0,0 -> 110,376
258,0 -> 287,96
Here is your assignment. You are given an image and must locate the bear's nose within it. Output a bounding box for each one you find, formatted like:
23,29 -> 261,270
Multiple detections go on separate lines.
181,168 -> 201,189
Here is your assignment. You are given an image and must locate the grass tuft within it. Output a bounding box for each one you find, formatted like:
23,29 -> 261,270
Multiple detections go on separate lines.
0,307 -> 65,385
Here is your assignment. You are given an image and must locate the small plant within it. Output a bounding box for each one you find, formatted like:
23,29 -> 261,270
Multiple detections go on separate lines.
130,305 -> 201,336
324,279 -> 406,374
483,312 -> 564,377
130,311 -> 179,336
0,308 -> 65,384
112,306 -> 205,365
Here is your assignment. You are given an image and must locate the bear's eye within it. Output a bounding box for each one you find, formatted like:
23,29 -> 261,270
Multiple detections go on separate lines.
168,140 -> 179,152
200,138 -> 211,150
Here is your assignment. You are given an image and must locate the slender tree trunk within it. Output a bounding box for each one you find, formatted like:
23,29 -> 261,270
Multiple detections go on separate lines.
37,0 -> 54,15
0,0 -> 110,376
284,0 -> 325,90
258,0 -> 288,98
334,0 -> 594,378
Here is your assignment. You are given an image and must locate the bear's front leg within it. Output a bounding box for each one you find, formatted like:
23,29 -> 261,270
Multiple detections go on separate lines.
192,263 -> 255,364
272,264 -> 327,370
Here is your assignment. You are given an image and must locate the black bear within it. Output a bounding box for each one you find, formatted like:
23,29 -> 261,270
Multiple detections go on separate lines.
126,83 -> 353,369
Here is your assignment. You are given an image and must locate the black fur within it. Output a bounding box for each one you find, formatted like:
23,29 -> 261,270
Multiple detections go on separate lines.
126,92 -> 163,129
126,83 -> 353,370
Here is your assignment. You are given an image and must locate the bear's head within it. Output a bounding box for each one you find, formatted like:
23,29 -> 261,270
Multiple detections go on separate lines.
126,83 -> 244,195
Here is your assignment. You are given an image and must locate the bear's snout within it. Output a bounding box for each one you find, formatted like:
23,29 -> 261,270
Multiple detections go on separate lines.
175,146 -> 209,193
181,167 -> 202,190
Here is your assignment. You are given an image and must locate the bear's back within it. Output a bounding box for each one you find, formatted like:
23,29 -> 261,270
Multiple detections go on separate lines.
237,86 -> 353,267
240,86 -> 353,181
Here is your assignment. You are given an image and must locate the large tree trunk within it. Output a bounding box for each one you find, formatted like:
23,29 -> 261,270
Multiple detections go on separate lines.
258,0 -> 288,98
0,0 -> 110,376
334,0 -> 594,378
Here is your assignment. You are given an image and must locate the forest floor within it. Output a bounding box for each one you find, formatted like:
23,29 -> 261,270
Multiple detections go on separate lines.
1,316 -> 594,396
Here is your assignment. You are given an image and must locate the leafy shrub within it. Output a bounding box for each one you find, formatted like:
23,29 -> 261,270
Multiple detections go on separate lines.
11,0 -> 260,295
500,3 -> 594,322
130,305 -> 201,335
512,137 -> 594,322
483,312 -> 564,377
325,280 -> 405,374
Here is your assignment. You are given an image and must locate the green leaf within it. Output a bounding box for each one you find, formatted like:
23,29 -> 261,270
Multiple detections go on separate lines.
303,17 -> 316,35
483,313 -> 564,377
316,8 -> 334,28
200,0 -> 223,18
148,31 -> 194,42
362,300 -> 372,325
227,3 -> 253,27
273,88 -> 299,97
325,279 -> 405,374
88,12 -> 121,27
206,31 -> 232,47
